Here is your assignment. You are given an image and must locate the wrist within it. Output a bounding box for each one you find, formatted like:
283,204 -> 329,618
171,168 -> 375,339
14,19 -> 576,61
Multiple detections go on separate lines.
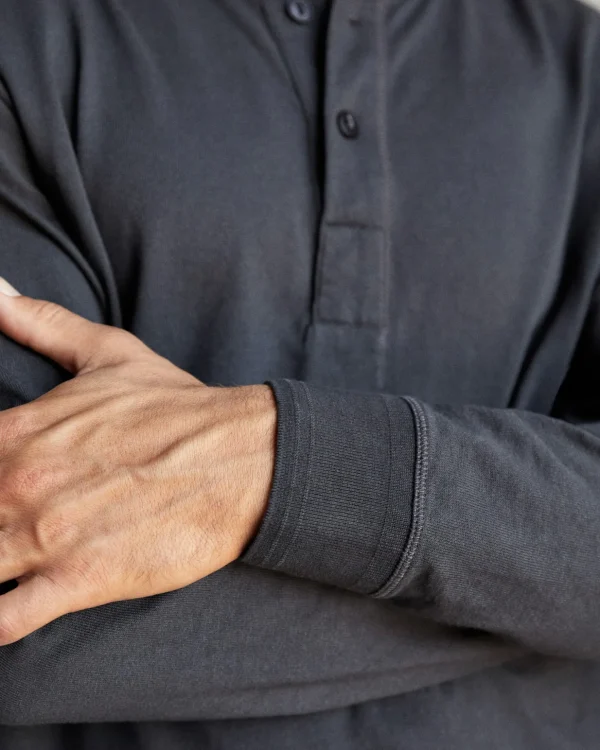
210,384 -> 277,559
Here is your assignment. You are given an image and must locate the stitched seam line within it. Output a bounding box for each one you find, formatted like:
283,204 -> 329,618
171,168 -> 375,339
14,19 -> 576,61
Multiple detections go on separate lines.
373,396 -> 429,598
259,379 -> 302,568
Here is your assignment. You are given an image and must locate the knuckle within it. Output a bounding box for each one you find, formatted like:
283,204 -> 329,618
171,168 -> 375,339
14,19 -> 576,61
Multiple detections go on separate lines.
99,326 -> 124,345
106,328 -> 137,355
111,327 -> 136,345
31,510 -> 79,556
32,299 -> 64,328
84,327 -> 142,370
108,327 -> 147,357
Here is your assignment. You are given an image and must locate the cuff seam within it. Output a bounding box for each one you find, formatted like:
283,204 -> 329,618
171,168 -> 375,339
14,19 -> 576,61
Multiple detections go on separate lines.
373,396 -> 430,598
268,380 -> 315,571
246,379 -> 300,568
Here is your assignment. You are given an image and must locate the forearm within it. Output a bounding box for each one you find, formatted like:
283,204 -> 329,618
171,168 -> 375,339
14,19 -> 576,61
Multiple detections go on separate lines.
243,379 -> 600,659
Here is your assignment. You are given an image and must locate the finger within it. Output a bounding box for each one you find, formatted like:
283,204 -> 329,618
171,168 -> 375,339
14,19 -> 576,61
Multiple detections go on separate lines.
0,530 -> 36,585
0,557 -> 32,587
0,575 -> 73,645
0,278 -> 137,375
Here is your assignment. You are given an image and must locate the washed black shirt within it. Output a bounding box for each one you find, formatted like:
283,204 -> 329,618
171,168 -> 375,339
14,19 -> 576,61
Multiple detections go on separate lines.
1,0 -> 600,747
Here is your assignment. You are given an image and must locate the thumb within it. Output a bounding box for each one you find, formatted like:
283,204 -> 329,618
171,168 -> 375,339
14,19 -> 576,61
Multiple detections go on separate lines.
0,277 -> 136,374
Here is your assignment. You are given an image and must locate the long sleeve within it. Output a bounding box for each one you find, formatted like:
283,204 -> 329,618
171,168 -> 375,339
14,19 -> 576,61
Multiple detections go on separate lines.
0,80 -> 479,729
3,0 -> 600,730
242,86 -> 600,663
242,374 -> 600,660
0,81 -> 296,728
0,97 -> 108,401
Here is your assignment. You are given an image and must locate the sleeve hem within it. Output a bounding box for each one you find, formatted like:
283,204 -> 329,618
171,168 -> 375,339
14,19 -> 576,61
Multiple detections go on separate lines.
242,379 -> 419,596
373,395 -> 430,599
240,378 -> 312,569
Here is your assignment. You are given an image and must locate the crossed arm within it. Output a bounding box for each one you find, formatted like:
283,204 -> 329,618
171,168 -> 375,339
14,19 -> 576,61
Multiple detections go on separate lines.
2,74 -> 600,727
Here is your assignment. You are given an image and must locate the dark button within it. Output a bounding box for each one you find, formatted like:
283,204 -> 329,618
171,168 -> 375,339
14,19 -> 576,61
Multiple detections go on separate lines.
285,0 -> 313,24
336,110 -> 359,139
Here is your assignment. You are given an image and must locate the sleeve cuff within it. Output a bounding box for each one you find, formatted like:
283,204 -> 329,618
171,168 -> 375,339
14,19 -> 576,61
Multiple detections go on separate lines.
240,378 -> 418,595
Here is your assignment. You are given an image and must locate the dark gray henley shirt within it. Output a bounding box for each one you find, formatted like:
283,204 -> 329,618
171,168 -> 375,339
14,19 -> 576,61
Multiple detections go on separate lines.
1,0 -> 600,748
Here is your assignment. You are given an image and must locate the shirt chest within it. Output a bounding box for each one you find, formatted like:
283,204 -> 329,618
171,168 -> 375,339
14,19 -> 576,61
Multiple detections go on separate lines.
69,0 -> 591,403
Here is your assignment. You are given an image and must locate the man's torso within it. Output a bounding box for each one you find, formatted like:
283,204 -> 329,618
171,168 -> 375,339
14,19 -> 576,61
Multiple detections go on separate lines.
0,1 -> 599,747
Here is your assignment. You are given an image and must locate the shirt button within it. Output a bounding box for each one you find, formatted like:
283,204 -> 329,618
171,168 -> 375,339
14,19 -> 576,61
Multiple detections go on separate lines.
285,0 -> 313,24
336,110 -> 359,139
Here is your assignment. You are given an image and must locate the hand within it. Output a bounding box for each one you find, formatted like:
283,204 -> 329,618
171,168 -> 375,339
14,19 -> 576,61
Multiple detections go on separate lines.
0,278 -> 276,644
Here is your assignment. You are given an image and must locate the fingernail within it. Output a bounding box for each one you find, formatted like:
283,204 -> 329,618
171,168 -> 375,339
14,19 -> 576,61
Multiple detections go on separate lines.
0,278 -> 21,297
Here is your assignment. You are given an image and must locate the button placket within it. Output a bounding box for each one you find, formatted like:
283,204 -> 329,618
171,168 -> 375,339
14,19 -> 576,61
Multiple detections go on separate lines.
304,0 -> 391,391
261,0 -> 327,134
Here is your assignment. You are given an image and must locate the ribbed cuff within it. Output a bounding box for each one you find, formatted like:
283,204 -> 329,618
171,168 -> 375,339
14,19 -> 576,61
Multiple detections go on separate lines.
241,378 -> 418,595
